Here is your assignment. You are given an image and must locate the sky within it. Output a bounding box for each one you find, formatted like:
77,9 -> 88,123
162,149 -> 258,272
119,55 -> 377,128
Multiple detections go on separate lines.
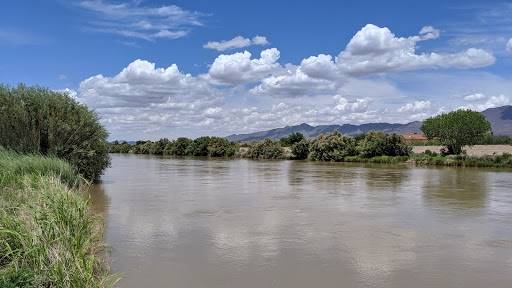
1,0 -> 512,140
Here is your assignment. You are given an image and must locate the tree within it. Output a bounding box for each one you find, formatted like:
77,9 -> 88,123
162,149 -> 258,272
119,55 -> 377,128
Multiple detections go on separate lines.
247,139 -> 284,159
150,138 -> 170,155
207,137 -> 236,157
421,109 -> 491,155
357,131 -> 411,157
0,84 -> 110,180
186,136 -> 211,156
291,139 -> 310,160
171,137 -> 192,156
309,132 -> 357,161
279,132 -> 305,147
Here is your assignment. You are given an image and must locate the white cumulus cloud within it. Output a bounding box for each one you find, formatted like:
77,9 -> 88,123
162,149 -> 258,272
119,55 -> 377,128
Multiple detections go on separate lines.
207,48 -> 281,84
459,94 -> 512,111
397,100 -> 431,113
507,38 -> 512,54
337,24 -> 495,75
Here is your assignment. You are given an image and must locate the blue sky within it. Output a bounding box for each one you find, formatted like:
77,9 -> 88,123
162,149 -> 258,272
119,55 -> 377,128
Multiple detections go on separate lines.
1,0 -> 512,140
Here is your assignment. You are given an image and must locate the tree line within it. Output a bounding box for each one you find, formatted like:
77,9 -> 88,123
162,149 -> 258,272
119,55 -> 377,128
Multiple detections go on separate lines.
110,131 -> 413,161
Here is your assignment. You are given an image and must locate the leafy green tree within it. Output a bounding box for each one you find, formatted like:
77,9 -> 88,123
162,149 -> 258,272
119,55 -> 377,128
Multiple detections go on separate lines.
163,142 -> 175,155
171,137 -> 192,156
132,140 -> 152,154
247,138 -> 284,159
421,109 -> 491,154
357,131 -> 411,157
207,137 -> 236,157
0,84 -> 110,180
186,136 -> 211,156
309,132 -> 357,161
150,138 -> 170,155
279,132 -> 305,147
109,141 -> 132,153
291,139 -> 310,160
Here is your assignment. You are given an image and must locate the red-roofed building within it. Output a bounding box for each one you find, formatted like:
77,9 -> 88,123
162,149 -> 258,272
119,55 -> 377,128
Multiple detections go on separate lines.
401,133 -> 428,143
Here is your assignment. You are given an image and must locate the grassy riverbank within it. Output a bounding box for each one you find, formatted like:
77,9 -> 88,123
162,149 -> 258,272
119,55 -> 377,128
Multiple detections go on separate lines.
0,150 -> 115,287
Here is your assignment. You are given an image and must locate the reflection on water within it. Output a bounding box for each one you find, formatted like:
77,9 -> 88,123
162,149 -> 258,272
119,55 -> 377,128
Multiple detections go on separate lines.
422,168 -> 488,210
91,154 -> 512,288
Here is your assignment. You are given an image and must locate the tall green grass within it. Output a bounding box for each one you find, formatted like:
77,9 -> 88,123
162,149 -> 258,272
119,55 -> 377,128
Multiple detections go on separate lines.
0,149 -> 116,287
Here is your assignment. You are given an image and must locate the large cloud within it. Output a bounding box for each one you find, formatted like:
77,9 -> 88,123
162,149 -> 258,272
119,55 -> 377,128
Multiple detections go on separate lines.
507,38 -> 512,54
337,24 -> 495,75
80,59 -> 220,108
207,48 -> 281,84
251,24 -> 495,98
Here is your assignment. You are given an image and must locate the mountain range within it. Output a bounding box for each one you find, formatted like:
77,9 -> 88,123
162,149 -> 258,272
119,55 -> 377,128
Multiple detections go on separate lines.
226,105 -> 512,142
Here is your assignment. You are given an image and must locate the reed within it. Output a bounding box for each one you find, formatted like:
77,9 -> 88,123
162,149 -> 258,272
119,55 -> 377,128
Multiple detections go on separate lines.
0,149 -> 117,287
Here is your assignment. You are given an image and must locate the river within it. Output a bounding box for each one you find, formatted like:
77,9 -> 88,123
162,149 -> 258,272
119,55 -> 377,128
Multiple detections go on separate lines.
90,154 -> 512,288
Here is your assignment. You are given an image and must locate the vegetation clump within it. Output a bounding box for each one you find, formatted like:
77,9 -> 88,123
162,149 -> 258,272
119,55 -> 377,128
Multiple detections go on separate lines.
421,109 -> 491,155
411,152 -> 512,168
207,137 -> 236,157
291,139 -> 311,160
357,131 -> 411,158
279,132 -> 306,147
247,138 -> 284,160
0,85 -> 110,180
0,149 -> 116,287
309,132 -> 357,161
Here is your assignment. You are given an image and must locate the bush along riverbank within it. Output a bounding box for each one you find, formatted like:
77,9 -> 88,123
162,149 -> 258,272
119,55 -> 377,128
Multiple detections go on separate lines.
0,85 -> 110,181
0,149 -> 117,287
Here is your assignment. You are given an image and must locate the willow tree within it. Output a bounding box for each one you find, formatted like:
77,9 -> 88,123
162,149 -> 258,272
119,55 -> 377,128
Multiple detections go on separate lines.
421,109 -> 491,155
0,84 -> 110,180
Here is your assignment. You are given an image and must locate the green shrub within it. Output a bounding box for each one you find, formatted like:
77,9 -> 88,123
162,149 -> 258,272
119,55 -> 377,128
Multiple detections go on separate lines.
357,131 -> 411,158
169,137 -> 192,156
131,140 -> 152,154
279,132 -> 305,147
186,136 -> 211,156
0,85 -> 110,180
207,137 -> 236,157
109,141 -> 132,153
291,139 -> 310,160
149,138 -> 170,155
309,132 -> 357,161
247,138 -> 284,159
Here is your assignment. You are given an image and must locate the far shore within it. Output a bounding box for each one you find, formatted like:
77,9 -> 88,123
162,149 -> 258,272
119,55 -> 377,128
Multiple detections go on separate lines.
412,145 -> 512,157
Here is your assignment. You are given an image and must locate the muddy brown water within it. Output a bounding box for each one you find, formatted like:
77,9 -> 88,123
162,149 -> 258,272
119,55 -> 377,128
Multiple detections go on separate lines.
90,154 -> 512,288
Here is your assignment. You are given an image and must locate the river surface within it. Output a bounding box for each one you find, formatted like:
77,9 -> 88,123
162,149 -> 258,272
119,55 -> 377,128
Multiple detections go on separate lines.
90,154 -> 512,288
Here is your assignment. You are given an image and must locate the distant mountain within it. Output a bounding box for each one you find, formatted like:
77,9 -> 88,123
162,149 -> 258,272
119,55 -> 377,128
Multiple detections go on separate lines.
226,105 -> 512,142
226,121 -> 422,142
481,105 -> 512,136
